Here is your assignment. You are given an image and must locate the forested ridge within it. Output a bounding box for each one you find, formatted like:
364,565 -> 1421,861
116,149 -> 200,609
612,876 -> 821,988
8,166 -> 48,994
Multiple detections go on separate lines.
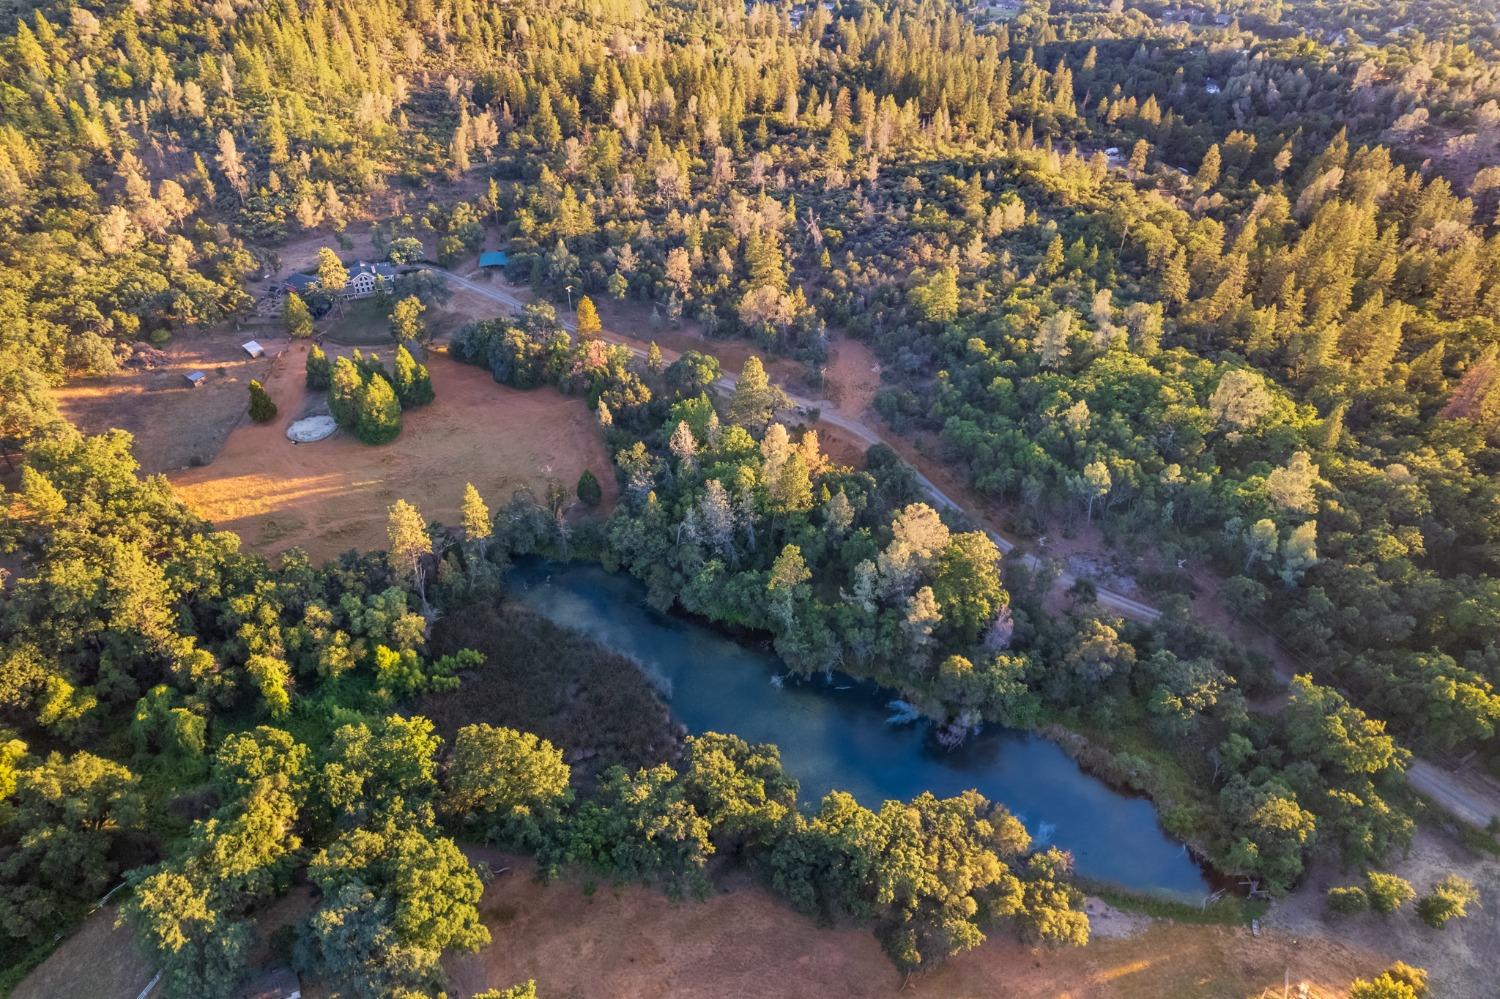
1,0 -> 1498,994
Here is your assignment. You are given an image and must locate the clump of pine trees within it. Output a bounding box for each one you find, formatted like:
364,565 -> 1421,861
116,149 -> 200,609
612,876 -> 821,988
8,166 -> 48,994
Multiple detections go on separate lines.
326,347 -> 434,445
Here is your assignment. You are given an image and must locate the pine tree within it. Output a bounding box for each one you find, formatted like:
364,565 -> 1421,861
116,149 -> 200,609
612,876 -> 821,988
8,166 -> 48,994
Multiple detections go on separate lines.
284,292 -> 313,337
460,483 -> 492,555
247,380 -> 277,423
386,499 -> 432,604
576,469 -> 603,507
728,356 -> 785,429
393,345 -> 435,408
306,344 -> 331,390
355,373 -> 403,444
576,296 -> 602,339
1195,143 -> 1222,191
328,355 -> 363,428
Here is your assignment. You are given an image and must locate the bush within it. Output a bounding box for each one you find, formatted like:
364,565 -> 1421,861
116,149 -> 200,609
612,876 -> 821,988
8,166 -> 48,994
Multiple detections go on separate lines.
576,469 -> 602,507
1325,885 -> 1369,916
1349,963 -> 1428,999
355,373 -> 403,444
248,380 -> 277,423
1365,872 -> 1415,914
1416,875 -> 1479,929
306,344 -> 331,390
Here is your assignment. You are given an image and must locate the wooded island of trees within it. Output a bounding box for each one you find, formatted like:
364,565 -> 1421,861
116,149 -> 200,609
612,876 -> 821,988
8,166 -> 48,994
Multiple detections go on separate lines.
2,0 -> 1498,995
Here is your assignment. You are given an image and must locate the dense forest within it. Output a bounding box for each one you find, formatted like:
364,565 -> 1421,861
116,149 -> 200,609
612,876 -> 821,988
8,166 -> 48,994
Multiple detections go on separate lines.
2,0 -> 1498,994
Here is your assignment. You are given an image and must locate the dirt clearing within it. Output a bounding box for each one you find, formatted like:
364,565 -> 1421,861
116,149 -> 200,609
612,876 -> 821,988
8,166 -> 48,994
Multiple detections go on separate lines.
823,332 -> 882,420
169,344 -> 615,563
55,327 -> 283,474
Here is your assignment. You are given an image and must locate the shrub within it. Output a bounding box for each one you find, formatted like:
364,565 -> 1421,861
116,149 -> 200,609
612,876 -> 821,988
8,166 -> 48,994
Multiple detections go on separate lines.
1365,872 -> 1415,914
577,469 -> 602,507
1416,875 -> 1479,929
1348,962 -> 1428,999
248,380 -> 277,423
355,373 -> 403,444
1325,885 -> 1369,916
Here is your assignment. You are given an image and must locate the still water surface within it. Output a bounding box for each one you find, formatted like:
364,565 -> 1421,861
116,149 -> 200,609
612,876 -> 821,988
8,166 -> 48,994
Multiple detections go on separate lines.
507,559 -> 1211,899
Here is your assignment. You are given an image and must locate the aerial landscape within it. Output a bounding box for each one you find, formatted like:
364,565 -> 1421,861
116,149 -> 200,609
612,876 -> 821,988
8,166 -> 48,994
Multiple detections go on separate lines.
3,0 -> 1500,996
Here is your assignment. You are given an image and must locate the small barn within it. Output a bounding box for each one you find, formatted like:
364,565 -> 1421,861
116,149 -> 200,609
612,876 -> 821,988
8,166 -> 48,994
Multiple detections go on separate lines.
280,272 -> 319,297
184,371 -> 206,388
478,250 -> 510,269
241,340 -> 265,358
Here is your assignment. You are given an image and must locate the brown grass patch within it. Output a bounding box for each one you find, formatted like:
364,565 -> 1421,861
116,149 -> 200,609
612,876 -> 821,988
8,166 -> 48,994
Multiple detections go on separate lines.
420,602 -> 678,779
442,851 -> 1389,999
168,344 -> 615,563
55,327 -> 284,474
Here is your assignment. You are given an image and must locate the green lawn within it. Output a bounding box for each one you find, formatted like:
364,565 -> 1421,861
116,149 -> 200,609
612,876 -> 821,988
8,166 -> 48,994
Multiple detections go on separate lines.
319,297 -> 396,346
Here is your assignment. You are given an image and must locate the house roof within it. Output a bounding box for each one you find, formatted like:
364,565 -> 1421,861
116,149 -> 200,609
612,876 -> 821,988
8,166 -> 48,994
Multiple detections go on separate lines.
478,251 -> 510,268
349,260 -> 397,279
283,272 -> 318,291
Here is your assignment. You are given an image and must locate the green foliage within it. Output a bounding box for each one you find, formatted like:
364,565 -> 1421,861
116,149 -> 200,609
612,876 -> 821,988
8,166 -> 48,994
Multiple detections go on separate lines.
355,373 -> 403,444
769,789 -> 1087,971
1324,885 -> 1370,916
910,266 -> 960,324
122,871 -> 254,999
443,724 -> 571,847
1348,963 -> 1430,999
392,345 -> 435,408
329,355 -> 363,429
0,752 -> 143,944
576,469 -> 602,507
283,292 -> 314,338
553,763 -> 714,897
317,248 -> 349,295
299,823 -> 489,997
1364,872 -> 1415,914
305,344 -> 332,390
1416,874 -> 1480,929
247,379 -> 277,423
388,295 -> 426,345
474,984 -> 539,999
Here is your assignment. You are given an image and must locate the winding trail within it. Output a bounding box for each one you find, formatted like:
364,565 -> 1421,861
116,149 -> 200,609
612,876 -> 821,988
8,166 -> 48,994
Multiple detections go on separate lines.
434,267 -> 1500,828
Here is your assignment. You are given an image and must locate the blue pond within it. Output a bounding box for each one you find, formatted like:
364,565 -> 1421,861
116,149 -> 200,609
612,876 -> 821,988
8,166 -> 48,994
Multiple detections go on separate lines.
506,559 -> 1212,899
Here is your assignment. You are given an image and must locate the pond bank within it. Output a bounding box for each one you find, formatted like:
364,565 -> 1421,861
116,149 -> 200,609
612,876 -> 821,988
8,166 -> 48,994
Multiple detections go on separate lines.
504,558 -> 1216,900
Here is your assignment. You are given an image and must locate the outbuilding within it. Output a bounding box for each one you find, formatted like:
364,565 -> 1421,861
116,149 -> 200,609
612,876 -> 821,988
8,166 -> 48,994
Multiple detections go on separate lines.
280,272 -> 319,296
478,250 -> 510,269
184,371 -> 206,388
241,340 -> 265,358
